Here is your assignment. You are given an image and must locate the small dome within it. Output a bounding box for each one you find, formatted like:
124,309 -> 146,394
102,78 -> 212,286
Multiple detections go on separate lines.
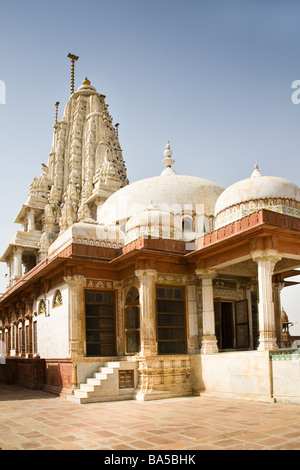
126,208 -> 177,243
215,165 -> 300,228
76,78 -> 97,93
98,143 -> 224,231
281,308 -> 289,324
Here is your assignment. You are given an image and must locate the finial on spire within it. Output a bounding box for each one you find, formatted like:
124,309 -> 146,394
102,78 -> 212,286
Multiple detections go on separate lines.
82,77 -> 90,85
161,141 -> 176,175
251,163 -> 262,178
67,53 -> 79,94
55,101 -> 60,123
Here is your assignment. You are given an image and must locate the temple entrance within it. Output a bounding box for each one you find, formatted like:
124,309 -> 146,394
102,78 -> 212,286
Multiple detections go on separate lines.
85,290 -> 116,356
214,299 -> 250,350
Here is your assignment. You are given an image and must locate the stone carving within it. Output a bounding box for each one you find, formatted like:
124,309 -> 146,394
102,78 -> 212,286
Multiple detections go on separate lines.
2,79 -> 129,287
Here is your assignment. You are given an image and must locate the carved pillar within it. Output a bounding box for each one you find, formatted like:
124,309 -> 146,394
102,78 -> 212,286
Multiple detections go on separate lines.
135,269 -> 157,356
27,209 -> 35,231
251,249 -> 282,351
12,247 -> 23,283
21,318 -> 26,356
5,324 -> 11,356
273,282 -> 285,348
183,276 -> 200,354
64,275 -> 86,358
25,314 -> 34,357
14,321 -> 19,356
196,269 -> 218,354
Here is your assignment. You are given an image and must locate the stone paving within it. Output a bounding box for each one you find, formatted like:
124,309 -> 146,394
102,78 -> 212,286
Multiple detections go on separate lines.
0,385 -> 300,450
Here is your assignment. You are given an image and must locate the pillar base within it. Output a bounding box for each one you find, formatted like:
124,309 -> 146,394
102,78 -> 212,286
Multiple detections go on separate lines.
257,331 -> 279,351
201,336 -> 219,354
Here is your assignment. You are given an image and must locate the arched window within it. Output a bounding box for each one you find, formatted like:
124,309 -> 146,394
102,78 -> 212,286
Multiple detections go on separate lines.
53,290 -> 63,308
38,300 -> 46,315
124,287 -> 140,354
182,216 -> 193,232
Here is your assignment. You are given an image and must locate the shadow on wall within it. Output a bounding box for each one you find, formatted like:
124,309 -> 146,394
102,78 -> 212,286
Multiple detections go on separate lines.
0,358 -> 73,398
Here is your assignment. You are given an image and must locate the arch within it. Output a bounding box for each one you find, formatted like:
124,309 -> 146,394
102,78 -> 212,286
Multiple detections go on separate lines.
181,215 -> 193,232
38,300 -> 46,315
53,289 -> 63,308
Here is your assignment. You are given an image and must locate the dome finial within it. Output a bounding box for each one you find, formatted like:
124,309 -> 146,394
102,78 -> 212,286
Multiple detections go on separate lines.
82,77 -> 91,85
161,141 -> 176,175
251,163 -> 262,178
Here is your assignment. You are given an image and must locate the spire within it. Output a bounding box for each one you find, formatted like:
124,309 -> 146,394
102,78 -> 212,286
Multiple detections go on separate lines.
161,141 -> 176,175
55,101 -> 60,124
67,53 -> 79,94
251,164 -> 262,178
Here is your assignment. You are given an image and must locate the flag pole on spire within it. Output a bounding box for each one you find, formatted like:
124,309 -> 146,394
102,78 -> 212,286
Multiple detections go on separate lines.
67,53 -> 79,94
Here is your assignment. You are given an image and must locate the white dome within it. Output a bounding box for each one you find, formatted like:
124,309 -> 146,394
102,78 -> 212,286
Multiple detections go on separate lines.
98,142 -> 224,227
214,165 -> 300,228
126,209 -> 178,243
98,173 -> 224,224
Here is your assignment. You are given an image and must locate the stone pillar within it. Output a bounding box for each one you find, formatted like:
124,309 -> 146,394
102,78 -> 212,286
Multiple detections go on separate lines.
5,324 -> 11,356
64,275 -> 86,358
135,269 -> 157,356
273,282 -> 285,348
15,321 -> 19,356
27,209 -> 35,231
196,269 -> 218,354
26,314 -> 34,357
21,318 -> 26,356
12,247 -> 23,283
251,249 -> 282,351
183,277 -> 200,354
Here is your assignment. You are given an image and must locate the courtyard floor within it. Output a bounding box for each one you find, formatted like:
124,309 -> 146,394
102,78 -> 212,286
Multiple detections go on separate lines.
0,385 -> 300,450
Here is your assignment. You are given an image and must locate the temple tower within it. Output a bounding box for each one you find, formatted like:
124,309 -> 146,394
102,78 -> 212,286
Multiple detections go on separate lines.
1,77 -> 128,285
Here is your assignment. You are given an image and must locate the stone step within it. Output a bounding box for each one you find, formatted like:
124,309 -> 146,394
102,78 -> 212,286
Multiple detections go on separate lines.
103,361 -> 121,368
93,372 -> 109,380
67,361 -> 124,405
98,366 -> 114,375
67,393 -> 134,405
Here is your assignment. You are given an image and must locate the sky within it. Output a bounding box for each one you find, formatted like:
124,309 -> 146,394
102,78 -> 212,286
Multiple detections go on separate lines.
0,0 -> 300,333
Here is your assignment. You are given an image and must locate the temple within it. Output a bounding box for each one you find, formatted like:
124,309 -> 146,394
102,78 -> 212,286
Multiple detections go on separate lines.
1,72 -> 300,404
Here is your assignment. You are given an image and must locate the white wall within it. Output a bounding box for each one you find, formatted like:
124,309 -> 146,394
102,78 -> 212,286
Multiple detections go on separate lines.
191,351 -> 273,402
36,284 -> 69,358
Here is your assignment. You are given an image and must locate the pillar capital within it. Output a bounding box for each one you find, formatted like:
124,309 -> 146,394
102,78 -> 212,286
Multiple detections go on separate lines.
195,268 -> 218,280
135,269 -> 157,281
64,274 -> 86,288
251,249 -> 282,267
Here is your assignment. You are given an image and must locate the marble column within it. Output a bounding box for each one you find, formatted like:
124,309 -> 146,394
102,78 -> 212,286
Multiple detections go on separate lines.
196,269 -> 218,354
183,277 -> 200,354
27,209 -> 35,231
64,275 -> 86,358
135,269 -> 157,356
273,282 -> 285,348
12,247 -> 23,283
251,249 -> 282,351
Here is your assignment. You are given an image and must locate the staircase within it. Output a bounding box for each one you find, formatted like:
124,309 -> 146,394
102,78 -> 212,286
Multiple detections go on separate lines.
67,361 -> 135,404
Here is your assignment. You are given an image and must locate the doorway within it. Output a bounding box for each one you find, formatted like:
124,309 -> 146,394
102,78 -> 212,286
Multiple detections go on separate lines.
214,299 -> 250,350
85,290 -> 116,357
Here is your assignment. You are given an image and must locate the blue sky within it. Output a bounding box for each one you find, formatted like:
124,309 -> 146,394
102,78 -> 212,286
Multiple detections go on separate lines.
0,0 -> 300,332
